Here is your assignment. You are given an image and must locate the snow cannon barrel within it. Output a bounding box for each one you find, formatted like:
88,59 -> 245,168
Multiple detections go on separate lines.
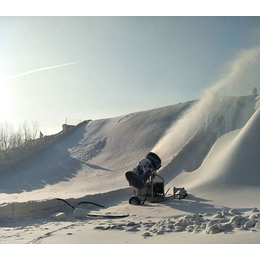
125,152 -> 161,189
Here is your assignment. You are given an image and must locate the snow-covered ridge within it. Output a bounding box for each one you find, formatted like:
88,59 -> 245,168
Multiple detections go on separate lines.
0,120 -> 91,172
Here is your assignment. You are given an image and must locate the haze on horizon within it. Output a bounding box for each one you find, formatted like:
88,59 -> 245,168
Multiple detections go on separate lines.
1,16 -> 260,135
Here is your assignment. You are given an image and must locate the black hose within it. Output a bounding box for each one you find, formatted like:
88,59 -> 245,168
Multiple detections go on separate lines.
56,198 -> 105,209
87,213 -> 129,218
56,198 -> 75,210
56,198 -> 128,219
77,201 -> 105,208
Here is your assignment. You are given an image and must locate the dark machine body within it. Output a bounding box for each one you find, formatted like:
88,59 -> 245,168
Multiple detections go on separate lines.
125,152 -> 187,205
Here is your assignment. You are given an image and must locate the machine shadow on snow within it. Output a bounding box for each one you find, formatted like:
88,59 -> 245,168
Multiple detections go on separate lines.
164,194 -> 254,215
164,194 -> 217,214
0,122 -> 112,194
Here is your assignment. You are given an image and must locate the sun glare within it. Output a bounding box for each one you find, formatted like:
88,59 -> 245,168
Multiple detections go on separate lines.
0,72 -> 11,122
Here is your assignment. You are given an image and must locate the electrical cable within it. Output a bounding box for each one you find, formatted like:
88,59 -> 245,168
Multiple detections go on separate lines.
77,201 -> 105,208
56,198 -> 105,209
56,198 -> 128,218
56,198 -> 75,209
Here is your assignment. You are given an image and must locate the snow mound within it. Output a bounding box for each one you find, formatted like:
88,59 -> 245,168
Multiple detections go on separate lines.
167,107 -> 260,201
198,107 -> 260,189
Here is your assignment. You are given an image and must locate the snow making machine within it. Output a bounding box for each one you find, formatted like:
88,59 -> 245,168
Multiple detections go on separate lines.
125,152 -> 187,205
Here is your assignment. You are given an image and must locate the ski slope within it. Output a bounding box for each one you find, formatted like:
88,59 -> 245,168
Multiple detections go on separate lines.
1,94 -> 260,244
0,101 -> 194,204
0,95 -> 259,205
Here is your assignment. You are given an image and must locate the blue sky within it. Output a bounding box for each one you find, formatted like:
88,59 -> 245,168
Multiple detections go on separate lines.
1,16 -> 260,134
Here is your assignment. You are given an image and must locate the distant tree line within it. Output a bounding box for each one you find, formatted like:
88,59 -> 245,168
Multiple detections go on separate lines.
0,121 -> 40,151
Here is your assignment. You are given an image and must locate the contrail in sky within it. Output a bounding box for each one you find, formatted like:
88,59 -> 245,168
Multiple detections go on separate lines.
7,61 -> 82,80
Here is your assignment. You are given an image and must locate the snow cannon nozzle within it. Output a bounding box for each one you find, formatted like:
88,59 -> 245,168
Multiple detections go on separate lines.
125,152 -> 161,189
146,152 -> 161,170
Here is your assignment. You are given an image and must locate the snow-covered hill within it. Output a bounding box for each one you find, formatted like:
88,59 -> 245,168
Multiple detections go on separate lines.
1,93 -> 260,244
0,101 -> 195,204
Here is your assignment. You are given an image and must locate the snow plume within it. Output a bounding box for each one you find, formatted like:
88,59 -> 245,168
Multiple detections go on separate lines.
152,46 -> 260,165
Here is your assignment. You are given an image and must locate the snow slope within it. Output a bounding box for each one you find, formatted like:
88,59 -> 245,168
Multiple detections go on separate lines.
0,101 -> 194,204
1,94 -> 260,244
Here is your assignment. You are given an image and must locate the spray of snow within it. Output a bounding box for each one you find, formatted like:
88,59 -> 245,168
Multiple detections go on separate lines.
152,46 -> 260,165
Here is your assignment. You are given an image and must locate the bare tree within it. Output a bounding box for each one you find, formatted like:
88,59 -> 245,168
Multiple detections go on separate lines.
0,124 -> 5,150
0,121 -> 40,151
31,120 -> 39,139
6,123 -> 14,149
15,127 -> 23,147
8,128 -> 23,148
21,121 -> 32,142
0,122 -> 13,150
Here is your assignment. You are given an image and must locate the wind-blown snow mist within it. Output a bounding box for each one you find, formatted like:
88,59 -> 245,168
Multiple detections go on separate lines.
152,46 -> 260,165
